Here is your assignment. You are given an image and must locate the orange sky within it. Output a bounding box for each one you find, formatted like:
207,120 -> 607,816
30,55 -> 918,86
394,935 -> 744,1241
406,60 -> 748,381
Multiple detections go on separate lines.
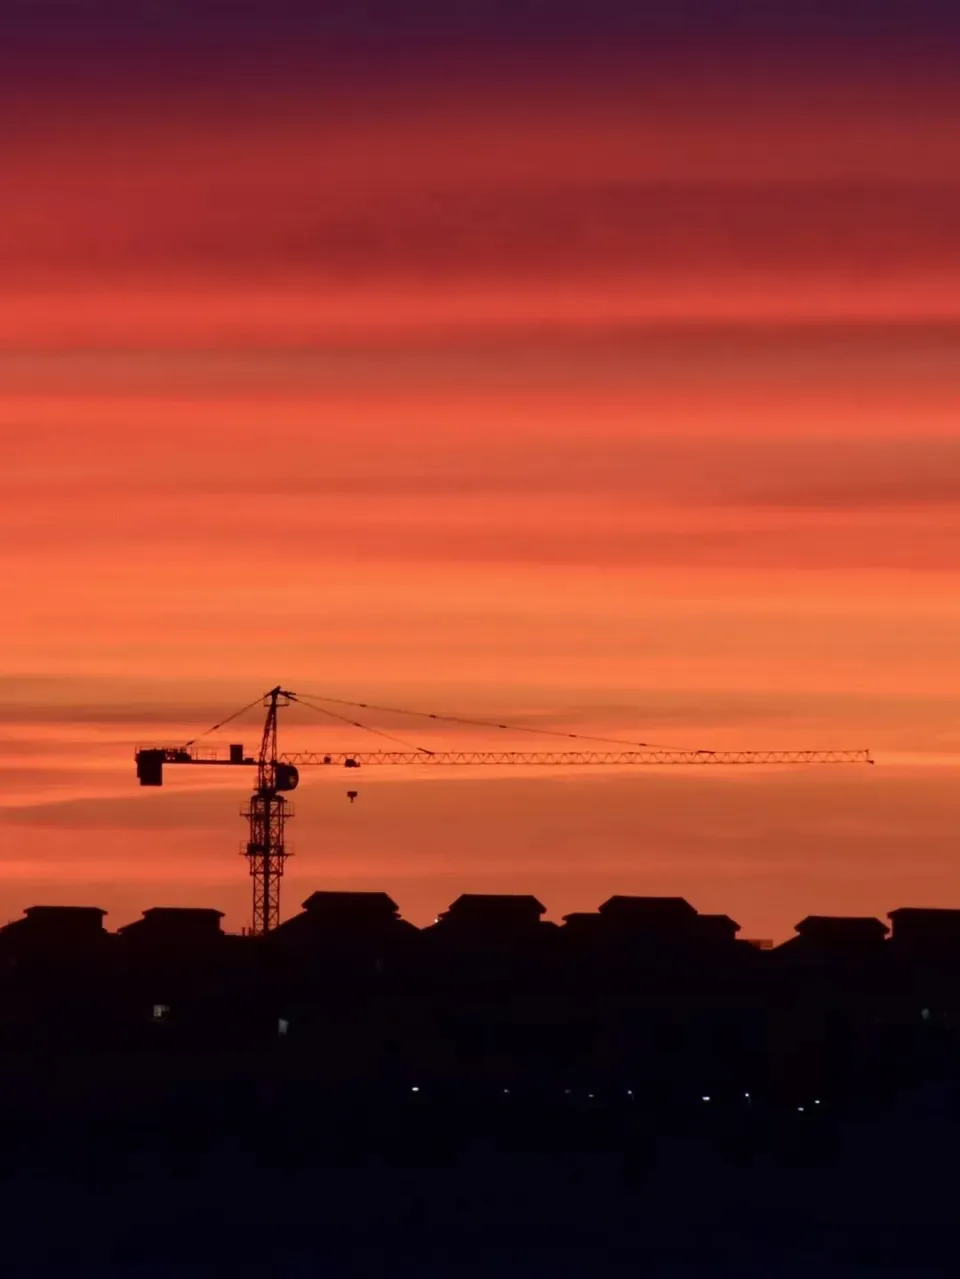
3,45 -> 960,938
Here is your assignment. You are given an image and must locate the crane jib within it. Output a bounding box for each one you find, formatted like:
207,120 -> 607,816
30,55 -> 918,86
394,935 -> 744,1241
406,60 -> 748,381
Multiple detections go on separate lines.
281,749 -> 873,768
136,745 -> 873,786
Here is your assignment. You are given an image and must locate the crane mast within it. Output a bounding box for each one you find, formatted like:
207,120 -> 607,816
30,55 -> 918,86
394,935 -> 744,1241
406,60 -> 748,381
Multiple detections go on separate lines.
135,686 -> 873,935
241,687 -> 297,936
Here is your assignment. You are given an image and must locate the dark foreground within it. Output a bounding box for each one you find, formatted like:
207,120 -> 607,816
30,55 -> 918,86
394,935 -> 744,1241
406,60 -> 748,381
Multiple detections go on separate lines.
3,1055 -> 957,1278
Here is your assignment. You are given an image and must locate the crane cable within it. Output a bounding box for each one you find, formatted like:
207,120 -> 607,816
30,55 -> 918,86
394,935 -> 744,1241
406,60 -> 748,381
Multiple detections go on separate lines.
293,691 -> 688,751
177,687 -> 694,756
181,693 -> 269,750
289,694 -> 435,754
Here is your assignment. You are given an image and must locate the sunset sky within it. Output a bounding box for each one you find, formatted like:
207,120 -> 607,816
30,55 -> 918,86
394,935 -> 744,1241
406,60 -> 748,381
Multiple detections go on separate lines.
3,2 -> 960,938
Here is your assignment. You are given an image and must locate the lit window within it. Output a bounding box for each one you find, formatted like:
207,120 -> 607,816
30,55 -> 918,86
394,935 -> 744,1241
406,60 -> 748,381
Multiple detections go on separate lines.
921,1008 -> 931,1021
152,1004 -> 170,1022
277,1018 -> 289,1036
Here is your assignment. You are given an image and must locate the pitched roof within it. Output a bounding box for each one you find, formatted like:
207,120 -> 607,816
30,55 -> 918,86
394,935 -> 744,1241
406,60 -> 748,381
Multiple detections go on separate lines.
598,896 -> 698,918
888,907 -> 960,921
300,891 -> 400,918
887,907 -> 960,943
794,915 -> 888,938
697,913 -> 741,937
443,894 -> 546,918
140,907 -> 224,920
0,905 -> 107,943
117,907 -> 225,938
23,905 -> 106,918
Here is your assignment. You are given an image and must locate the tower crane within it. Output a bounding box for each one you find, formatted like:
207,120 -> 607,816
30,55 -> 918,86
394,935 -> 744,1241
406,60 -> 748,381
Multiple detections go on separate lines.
135,685 -> 873,936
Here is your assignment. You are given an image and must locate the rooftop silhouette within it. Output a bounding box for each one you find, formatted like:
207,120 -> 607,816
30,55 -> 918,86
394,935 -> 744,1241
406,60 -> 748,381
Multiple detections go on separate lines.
0,888 -> 955,1101
0,886 -> 957,1274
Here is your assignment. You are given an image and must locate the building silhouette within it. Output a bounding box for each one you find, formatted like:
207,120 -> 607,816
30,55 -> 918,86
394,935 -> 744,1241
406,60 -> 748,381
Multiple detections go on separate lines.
0,887 -> 953,1109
